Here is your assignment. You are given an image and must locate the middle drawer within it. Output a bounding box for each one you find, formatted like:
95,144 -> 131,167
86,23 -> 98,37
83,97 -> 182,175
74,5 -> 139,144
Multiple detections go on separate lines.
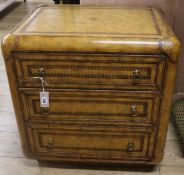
20,90 -> 160,126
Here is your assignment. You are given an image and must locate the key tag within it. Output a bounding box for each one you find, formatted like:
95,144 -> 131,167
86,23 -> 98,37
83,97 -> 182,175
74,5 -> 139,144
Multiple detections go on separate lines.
39,77 -> 49,108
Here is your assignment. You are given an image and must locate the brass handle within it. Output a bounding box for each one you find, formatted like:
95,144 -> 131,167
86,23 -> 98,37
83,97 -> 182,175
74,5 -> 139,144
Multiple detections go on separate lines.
41,107 -> 49,115
48,138 -> 55,148
127,142 -> 135,152
133,69 -> 141,81
130,105 -> 138,117
38,67 -> 45,77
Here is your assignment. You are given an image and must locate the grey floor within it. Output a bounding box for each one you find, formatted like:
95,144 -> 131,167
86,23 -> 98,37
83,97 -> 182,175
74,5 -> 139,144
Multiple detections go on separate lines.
0,1 -> 184,174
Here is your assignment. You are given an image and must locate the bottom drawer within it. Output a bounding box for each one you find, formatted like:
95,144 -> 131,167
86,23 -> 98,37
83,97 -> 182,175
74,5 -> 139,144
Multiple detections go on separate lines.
27,124 -> 156,162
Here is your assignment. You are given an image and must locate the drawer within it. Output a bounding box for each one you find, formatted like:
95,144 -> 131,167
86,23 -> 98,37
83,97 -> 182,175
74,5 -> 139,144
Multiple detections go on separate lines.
14,54 -> 165,90
27,124 -> 155,162
20,90 -> 160,126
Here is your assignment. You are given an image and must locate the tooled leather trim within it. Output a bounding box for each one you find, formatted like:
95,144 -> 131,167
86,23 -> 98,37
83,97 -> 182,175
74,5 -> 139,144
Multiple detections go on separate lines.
32,99 -> 148,117
28,65 -> 151,80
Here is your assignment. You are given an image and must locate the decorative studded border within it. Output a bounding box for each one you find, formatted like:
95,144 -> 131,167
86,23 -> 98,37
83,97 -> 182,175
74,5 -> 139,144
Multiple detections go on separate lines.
37,132 -> 145,152
27,64 -> 152,80
32,99 -> 148,117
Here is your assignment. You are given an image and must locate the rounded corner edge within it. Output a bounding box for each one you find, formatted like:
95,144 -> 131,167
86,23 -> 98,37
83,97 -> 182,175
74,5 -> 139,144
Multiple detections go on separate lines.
32,3 -> 49,12
1,34 -> 18,60
160,35 -> 181,63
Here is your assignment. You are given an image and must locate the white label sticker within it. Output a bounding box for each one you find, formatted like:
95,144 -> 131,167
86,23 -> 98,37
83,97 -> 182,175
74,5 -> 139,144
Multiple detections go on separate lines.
40,91 -> 49,107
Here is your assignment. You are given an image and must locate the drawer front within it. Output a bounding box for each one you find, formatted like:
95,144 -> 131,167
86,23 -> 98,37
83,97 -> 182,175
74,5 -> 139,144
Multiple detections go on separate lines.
15,54 -> 165,90
21,90 -> 160,126
27,124 -> 155,161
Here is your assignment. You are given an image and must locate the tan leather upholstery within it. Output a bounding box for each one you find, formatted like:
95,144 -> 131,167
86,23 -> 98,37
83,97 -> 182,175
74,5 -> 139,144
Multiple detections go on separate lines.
81,0 -> 184,94
81,0 -> 179,27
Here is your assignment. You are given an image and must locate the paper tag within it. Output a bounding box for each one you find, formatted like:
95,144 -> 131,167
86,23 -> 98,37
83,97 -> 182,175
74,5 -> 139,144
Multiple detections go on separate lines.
40,91 -> 49,107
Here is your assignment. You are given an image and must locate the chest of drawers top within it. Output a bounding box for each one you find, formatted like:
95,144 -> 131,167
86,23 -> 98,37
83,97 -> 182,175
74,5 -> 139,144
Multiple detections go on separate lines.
2,5 -> 179,63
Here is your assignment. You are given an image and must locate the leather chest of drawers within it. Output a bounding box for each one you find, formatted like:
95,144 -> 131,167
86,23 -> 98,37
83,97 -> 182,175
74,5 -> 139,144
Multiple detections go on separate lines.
1,5 -> 180,165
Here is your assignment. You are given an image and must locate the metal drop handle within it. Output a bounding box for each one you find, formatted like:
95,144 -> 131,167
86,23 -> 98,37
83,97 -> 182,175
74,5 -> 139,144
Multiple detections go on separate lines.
130,105 -> 138,117
133,69 -> 141,81
41,107 -> 49,115
127,142 -> 135,152
38,67 -> 45,77
48,138 -> 55,148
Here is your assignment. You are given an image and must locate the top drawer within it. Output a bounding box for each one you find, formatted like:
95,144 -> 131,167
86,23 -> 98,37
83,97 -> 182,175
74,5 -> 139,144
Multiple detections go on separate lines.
14,54 -> 165,90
